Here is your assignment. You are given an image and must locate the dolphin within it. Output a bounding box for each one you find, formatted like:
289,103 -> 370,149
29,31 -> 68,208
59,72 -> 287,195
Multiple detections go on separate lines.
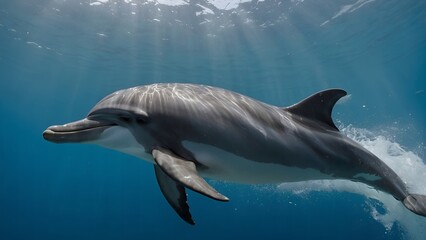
43,83 -> 426,224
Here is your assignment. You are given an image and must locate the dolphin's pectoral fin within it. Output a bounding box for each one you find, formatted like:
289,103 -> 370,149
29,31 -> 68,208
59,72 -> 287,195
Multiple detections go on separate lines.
285,89 -> 347,131
154,164 -> 195,225
152,148 -> 229,201
403,194 -> 426,217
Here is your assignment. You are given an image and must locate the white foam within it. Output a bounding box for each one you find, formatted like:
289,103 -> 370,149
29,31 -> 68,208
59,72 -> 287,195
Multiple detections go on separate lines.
156,0 -> 189,7
208,0 -> 252,10
89,0 -> 108,5
196,4 -> 215,16
89,2 -> 102,6
26,41 -> 42,48
278,125 -> 426,238
336,94 -> 352,105
342,125 -> 426,194
321,0 -> 376,26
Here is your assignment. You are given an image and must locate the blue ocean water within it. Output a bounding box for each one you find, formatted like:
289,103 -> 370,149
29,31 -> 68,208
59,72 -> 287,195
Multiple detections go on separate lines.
0,0 -> 425,239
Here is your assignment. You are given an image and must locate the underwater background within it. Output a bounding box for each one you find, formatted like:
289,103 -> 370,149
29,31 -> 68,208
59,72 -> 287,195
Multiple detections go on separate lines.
0,0 -> 425,239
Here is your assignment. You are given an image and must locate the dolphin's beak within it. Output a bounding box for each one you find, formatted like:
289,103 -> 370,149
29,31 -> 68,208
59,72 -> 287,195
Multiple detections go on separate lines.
43,118 -> 116,143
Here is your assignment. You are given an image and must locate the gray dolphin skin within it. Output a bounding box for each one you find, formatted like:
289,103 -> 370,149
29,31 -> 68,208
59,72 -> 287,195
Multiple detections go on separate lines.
43,83 -> 426,224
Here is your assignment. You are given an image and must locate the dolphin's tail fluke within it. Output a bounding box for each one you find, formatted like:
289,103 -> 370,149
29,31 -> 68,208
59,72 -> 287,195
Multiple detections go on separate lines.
403,194 -> 426,217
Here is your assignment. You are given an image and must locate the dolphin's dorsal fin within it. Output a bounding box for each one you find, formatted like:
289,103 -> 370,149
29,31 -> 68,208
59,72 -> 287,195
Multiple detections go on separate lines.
284,89 -> 347,131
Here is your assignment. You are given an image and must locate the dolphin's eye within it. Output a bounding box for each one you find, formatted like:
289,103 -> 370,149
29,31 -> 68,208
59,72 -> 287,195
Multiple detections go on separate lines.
136,117 -> 147,124
119,116 -> 132,123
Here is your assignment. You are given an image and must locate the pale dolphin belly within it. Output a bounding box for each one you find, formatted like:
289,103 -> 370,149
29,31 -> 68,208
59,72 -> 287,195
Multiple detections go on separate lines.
90,126 -> 154,163
182,141 -> 331,184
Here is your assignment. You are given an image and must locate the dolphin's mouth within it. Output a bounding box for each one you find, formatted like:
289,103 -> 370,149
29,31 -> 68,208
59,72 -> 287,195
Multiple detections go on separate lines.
43,118 -> 116,143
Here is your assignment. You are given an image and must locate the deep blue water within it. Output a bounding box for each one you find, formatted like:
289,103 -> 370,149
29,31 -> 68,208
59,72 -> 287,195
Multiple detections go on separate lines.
1,0 -> 425,239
